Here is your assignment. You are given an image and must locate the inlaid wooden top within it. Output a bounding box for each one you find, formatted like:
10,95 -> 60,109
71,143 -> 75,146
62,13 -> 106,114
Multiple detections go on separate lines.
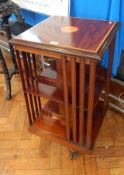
11,16 -> 119,60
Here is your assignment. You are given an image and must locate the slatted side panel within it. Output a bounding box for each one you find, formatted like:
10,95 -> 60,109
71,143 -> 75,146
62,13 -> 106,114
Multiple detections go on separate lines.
16,51 -> 43,125
63,56 -> 79,143
22,52 -> 36,122
63,57 -> 87,146
16,50 -> 32,125
32,54 -> 42,115
63,57 -> 96,149
27,53 -> 41,118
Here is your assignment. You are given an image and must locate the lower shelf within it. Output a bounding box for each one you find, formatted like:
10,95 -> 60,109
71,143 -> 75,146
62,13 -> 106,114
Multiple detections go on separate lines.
30,114 -> 66,140
29,100 -> 105,153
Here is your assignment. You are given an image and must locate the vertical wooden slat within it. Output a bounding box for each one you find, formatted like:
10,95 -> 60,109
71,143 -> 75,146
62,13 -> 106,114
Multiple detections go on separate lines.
79,59 -> 85,145
16,50 -> 32,125
56,59 -> 64,116
86,61 -> 96,148
29,95 -> 36,121
37,96 -> 42,113
56,60 -> 62,84
27,53 -> 34,86
22,52 -> 30,88
22,52 -> 36,121
71,58 -> 77,143
63,57 -> 70,141
34,95 -> 39,116
32,54 -> 42,112
32,54 -> 38,88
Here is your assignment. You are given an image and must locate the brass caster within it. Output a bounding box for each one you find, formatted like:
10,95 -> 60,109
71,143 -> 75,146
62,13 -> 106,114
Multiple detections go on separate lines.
70,149 -> 79,160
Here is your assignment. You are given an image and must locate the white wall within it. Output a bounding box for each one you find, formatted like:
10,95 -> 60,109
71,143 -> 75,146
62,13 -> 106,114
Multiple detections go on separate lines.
12,0 -> 70,16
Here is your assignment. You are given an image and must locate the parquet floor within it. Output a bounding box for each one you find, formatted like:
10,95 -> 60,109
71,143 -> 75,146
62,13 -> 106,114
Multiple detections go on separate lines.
0,71 -> 124,175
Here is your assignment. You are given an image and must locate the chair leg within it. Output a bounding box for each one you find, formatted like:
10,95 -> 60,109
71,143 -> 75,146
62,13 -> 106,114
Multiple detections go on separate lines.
4,22 -> 18,78
0,50 -> 11,100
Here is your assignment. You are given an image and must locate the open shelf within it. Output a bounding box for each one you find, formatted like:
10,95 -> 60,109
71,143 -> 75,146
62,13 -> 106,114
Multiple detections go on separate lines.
30,114 -> 66,140
26,83 -> 64,103
42,100 -> 65,120
29,100 -> 105,149
25,66 -> 64,103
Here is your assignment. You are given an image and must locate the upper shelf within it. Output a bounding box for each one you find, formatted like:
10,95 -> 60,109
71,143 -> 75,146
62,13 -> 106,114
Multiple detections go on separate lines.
10,16 -> 119,60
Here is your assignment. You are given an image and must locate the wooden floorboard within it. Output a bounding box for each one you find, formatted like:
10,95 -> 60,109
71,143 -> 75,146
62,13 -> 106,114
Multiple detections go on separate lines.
0,72 -> 124,175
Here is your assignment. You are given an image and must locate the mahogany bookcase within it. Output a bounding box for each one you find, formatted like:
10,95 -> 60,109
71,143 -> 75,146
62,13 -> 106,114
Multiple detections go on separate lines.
10,16 -> 119,159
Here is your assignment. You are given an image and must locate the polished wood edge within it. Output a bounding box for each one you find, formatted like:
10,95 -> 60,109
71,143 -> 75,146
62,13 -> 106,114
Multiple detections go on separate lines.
97,23 -> 119,52
10,42 -> 101,61
97,22 -> 119,57
14,45 -> 94,65
15,45 -> 62,59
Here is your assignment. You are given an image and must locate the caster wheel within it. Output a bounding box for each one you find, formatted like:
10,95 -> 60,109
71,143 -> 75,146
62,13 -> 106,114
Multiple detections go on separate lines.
69,149 -> 79,160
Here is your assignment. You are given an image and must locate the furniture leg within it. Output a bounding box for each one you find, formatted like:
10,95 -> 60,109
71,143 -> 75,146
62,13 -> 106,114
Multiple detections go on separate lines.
3,19 -> 18,78
0,49 -> 11,99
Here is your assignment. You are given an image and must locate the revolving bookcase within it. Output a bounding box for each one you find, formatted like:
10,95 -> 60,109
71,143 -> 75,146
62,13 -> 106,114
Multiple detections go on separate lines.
10,16 -> 119,159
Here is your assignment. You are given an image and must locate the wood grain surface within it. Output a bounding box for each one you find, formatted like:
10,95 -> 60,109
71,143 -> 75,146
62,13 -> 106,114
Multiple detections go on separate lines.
10,16 -> 119,60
